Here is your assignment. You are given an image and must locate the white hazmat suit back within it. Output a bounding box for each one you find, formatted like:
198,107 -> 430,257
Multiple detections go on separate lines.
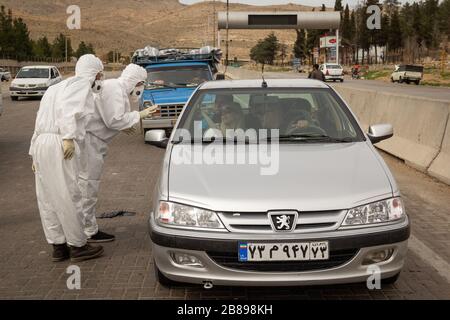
29,54 -> 104,247
79,64 -> 147,237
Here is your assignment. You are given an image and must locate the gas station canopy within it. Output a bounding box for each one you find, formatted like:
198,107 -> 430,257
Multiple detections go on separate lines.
217,11 -> 341,30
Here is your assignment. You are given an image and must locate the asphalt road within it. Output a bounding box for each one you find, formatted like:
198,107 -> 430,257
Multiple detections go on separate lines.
224,67 -> 450,102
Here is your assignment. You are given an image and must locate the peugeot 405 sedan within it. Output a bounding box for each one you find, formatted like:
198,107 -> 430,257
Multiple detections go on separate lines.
146,79 -> 410,288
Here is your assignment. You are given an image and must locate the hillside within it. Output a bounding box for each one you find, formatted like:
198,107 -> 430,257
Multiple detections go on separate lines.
2,0 -> 325,60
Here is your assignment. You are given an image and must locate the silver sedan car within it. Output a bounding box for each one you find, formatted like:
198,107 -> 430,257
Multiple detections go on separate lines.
147,79 -> 410,288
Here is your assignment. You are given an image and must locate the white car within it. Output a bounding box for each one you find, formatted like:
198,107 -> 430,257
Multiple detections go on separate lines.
320,63 -> 344,82
0,68 -> 11,82
10,66 -> 62,101
391,65 -> 423,85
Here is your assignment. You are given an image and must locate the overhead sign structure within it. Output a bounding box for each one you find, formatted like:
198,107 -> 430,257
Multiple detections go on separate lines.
217,11 -> 340,30
217,11 -> 341,64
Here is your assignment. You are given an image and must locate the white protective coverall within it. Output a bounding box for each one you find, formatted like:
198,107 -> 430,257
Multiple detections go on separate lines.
79,64 -> 147,237
29,54 -> 104,247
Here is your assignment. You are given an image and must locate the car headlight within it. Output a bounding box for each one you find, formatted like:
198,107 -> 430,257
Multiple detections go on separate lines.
156,201 -> 225,229
341,197 -> 405,227
37,83 -> 48,88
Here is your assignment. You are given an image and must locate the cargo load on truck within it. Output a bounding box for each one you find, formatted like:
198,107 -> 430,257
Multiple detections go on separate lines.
132,46 -> 222,73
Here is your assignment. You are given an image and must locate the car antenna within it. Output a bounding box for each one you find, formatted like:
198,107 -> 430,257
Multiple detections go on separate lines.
261,63 -> 268,88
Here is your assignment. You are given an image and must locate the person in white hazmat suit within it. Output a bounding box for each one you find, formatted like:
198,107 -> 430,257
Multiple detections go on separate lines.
79,64 -> 156,242
29,54 -> 105,263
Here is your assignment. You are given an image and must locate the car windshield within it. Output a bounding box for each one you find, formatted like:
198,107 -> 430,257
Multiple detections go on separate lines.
146,66 -> 211,88
176,88 -> 364,144
16,68 -> 49,79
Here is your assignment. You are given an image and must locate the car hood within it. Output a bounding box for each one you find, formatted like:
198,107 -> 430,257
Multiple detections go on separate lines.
12,78 -> 50,86
167,142 -> 393,212
143,87 -> 196,105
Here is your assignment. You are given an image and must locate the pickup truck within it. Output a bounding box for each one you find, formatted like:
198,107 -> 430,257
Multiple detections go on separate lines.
132,47 -> 222,138
391,64 -> 423,85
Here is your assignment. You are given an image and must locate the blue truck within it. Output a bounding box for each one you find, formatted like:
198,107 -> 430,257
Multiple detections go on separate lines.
132,47 -> 222,137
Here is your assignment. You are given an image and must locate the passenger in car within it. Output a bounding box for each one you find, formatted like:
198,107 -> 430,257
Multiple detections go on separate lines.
220,102 -> 245,134
212,94 -> 234,123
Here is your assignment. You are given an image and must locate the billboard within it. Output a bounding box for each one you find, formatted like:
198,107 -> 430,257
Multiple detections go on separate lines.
320,36 -> 338,48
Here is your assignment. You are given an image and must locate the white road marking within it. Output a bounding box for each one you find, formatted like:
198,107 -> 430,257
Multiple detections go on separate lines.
408,235 -> 450,283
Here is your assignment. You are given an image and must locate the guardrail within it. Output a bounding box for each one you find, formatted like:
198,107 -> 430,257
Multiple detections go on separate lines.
334,87 -> 450,185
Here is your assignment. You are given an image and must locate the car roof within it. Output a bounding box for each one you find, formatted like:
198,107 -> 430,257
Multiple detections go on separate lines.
199,79 -> 329,90
21,65 -> 56,69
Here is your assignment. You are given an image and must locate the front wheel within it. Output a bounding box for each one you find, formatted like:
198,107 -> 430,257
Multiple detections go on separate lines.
391,77 -> 395,83
11,96 -> 18,101
340,79 -> 344,83
415,80 -> 420,85
398,77 -> 403,84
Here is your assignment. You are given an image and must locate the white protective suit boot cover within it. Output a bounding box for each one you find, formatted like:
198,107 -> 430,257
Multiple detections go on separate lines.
33,134 -> 87,247
79,133 -> 108,237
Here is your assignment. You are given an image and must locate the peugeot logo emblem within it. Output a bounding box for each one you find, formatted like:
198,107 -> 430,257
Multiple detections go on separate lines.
268,211 -> 298,232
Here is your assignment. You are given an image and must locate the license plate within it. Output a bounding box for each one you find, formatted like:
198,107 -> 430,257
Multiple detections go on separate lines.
239,241 -> 329,262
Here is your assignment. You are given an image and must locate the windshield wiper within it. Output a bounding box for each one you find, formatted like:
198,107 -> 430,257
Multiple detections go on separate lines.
172,136 -> 253,145
278,134 -> 355,143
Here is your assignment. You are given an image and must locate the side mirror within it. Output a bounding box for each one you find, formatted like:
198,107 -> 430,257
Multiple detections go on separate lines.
145,130 -> 168,148
367,124 -> 393,144
215,73 -> 226,80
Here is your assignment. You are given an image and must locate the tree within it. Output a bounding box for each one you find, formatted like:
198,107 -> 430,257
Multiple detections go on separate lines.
33,36 -> 52,58
75,41 -> 95,58
250,33 -> 279,66
334,0 -> 343,15
293,29 -> 307,63
11,17 -> 33,59
279,43 -> 288,65
51,33 -> 73,60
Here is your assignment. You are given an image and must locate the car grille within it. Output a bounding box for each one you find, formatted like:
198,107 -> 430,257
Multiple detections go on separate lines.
159,104 -> 184,118
207,248 -> 358,272
217,210 -> 344,234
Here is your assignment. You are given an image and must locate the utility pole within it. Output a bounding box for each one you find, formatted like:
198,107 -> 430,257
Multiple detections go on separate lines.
225,0 -> 229,66
65,35 -> 68,62
213,0 -> 216,46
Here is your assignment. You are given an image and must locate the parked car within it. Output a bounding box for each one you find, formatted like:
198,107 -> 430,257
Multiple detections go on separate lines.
320,63 -> 344,82
0,68 -> 11,82
9,65 -> 62,101
391,64 -> 423,85
146,79 -> 410,288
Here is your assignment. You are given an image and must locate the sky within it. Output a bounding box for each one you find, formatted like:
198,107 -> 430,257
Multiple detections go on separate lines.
180,0 -> 419,8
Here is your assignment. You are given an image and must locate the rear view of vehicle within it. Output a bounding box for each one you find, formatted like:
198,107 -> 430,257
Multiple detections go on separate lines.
321,64 -> 344,82
9,66 -> 62,101
132,46 -> 222,138
391,65 -> 423,85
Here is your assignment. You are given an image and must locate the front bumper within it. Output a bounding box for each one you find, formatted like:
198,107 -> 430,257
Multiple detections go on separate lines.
142,118 -> 177,130
10,87 -> 47,97
149,217 -> 410,286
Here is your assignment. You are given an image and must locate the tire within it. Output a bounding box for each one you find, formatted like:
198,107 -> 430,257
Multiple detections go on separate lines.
415,80 -> 420,85
11,96 -> 18,101
405,80 -> 410,84
391,77 -> 394,83
398,77 -> 403,84
340,79 -> 344,83
381,273 -> 400,285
